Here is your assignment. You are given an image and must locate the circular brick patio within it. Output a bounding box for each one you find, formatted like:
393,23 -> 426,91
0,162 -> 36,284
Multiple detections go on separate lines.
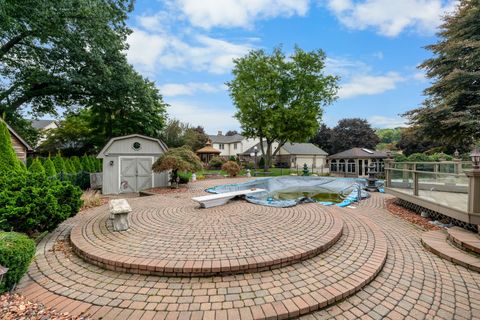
15,179 -> 480,319
18,205 -> 386,319
70,195 -> 344,276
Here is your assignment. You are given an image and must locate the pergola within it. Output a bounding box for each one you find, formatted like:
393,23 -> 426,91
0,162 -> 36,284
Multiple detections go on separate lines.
196,140 -> 221,163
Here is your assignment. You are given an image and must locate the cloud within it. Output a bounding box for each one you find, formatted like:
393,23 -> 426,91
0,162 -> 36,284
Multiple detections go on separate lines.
175,0 -> 310,29
324,0 -> 458,37
338,72 -> 405,99
126,28 -> 168,71
412,71 -> 428,82
167,100 -> 240,133
158,82 -> 225,97
325,57 -> 371,78
368,115 -> 407,128
127,30 -> 254,74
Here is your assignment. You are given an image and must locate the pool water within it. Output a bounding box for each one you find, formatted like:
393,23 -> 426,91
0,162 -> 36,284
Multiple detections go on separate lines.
274,191 -> 345,203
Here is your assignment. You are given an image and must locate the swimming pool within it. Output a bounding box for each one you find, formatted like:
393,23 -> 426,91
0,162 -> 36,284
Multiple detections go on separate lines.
206,176 -> 382,208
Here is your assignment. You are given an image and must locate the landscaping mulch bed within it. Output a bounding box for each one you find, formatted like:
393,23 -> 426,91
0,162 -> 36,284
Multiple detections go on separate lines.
0,293 -> 90,320
386,198 -> 441,231
50,239 -> 73,258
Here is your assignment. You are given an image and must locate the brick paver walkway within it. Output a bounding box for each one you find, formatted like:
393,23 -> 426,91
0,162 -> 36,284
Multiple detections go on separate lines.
70,194 -> 344,276
16,178 -> 480,319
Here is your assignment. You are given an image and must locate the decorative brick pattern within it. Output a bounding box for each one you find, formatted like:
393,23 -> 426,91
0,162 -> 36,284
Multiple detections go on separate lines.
308,195 -> 480,319
70,194 -> 344,276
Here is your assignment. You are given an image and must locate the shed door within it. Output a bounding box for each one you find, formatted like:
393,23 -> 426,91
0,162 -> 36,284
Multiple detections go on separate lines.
120,158 -> 153,193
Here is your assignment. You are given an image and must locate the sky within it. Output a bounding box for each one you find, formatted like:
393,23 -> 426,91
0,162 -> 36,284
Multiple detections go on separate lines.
126,0 -> 458,134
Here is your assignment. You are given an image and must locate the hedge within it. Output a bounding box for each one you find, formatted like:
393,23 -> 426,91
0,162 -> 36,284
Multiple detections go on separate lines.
0,232 -> 36,292
0,171 -> 83,235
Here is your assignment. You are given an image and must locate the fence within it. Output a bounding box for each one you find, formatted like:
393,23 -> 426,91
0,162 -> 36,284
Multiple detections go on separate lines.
56,171 -> 101,190
391,161 -> 472,174
384,160 -> 480,225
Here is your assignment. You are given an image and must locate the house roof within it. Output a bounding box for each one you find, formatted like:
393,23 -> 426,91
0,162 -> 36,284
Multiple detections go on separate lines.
239,142 -> 327,156
30,119 -> 58,130
2,119 -> 33,151
208,134 -> 244,143
97,134 -> 168,158
238,142 -> 268,156
282,143 -> 328,156
328,148 -> 388,159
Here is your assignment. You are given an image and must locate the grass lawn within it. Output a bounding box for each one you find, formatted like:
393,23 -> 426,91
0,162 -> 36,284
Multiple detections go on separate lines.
196,168 -> 295,177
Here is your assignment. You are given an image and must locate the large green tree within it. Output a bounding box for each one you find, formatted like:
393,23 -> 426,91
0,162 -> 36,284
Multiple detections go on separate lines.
328,118 -> 379,154
161,119 -> 209,151
405,0 -> 480,147
38,109 -> 94,156
227,47 -> 338,169
0,0 -> 166,145
310,124 -> 334,154
396,126 -> 445,156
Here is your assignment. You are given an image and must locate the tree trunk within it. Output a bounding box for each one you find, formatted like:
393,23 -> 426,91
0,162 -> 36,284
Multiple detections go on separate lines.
265,143 -> 272,171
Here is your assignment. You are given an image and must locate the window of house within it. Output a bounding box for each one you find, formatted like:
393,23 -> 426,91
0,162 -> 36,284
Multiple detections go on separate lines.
219,144 -> 224,150
347,160 -> 356,173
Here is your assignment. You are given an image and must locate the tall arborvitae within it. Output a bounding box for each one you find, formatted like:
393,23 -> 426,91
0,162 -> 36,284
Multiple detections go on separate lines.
29,158 -> 46,176
52,154 -> 66,174
43,157 -> 57,177
0,119 -> 22,174
405,0 -> 480,148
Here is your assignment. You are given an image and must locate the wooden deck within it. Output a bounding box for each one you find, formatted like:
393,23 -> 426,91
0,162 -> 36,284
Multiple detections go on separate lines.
386,187 -> 480,225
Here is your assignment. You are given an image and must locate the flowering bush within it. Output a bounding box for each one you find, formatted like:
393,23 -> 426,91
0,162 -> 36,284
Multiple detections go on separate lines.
222,161 -> 241,177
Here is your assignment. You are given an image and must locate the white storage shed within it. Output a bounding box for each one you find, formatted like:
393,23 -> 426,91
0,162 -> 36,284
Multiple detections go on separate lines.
97,134 -> 169,194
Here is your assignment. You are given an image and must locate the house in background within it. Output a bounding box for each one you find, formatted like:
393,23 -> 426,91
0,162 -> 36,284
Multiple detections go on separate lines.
30,119 -> 59,145
328,148 -> 388,178
239,142 -> 329,173
3,120 -> 33,163
277,143 -> 329,173
208,131 -> 259,157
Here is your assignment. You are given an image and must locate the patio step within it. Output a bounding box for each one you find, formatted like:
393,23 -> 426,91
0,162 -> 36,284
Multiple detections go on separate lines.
447,226 -> 480,255
422,230 -> 480,272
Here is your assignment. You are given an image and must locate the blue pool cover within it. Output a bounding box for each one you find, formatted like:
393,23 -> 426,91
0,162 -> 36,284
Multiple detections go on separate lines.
206,176 -> 383,208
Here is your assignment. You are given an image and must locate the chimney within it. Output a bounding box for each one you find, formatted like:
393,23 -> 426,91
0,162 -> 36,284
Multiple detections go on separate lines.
218,131 -> 223,136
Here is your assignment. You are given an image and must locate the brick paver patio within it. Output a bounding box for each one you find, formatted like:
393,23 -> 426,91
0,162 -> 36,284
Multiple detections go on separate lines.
16,178 -> 480,319
70,194 -> 344,276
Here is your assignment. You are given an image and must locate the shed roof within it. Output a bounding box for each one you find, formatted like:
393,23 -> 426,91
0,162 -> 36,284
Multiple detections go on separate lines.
282,143 -> 328,156
2,119 -> 33,151
97,134 -> 168,158
328,148 -> 387,159
208,134 -> 244,143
